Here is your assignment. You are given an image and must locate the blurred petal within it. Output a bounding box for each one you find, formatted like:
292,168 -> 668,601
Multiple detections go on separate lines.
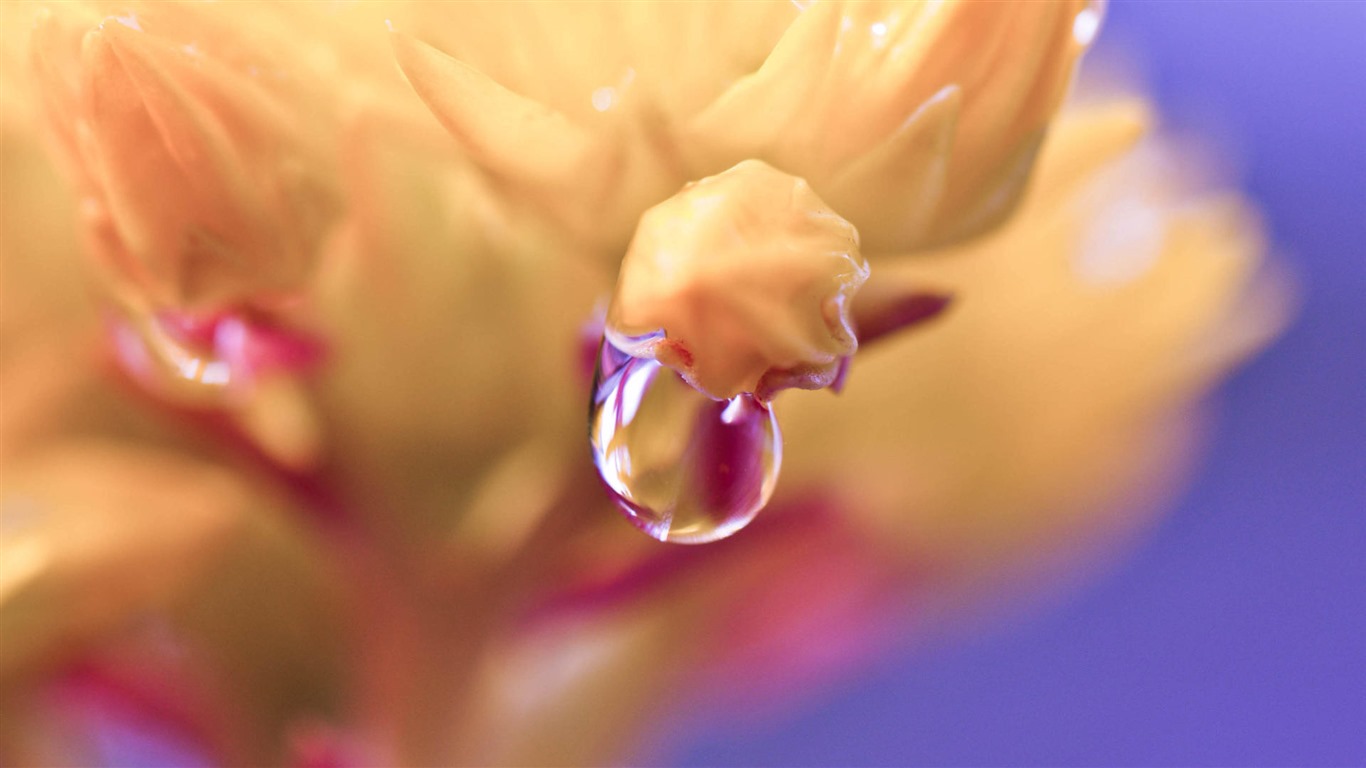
23,1 -> 359,315
77,17 -> 336,309
782,101 -> 1287,588
310,104 -> 598,544
0,442 -> 244,678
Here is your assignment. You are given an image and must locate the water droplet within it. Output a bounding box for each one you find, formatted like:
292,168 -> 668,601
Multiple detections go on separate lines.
107,306 -> 323,407
590,337 -> 782,544
109,309 -> 238,404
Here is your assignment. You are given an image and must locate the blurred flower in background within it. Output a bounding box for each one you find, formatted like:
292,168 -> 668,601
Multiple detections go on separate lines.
0,2 -> 1288,766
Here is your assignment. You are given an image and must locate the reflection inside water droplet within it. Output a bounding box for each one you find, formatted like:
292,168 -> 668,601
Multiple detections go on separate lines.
589,336 -> 782,544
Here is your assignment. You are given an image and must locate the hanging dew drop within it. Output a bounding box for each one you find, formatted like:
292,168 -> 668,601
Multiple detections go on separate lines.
589,336 -> 782,544
585,162 -> 865,544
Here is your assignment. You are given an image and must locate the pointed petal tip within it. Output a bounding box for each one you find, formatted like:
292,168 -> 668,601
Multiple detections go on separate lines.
389,28 -> 600,190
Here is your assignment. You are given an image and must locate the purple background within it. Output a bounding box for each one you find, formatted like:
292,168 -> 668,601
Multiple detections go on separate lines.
676,1 -> 1366,765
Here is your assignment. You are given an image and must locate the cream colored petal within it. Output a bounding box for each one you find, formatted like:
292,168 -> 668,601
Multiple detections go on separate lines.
823,85 -> 962,254
396,1 -> 795,126
925,0 -> 1093,244
390,31 -> 600,192
1027,98 -> 1150,200
686,1 -> 945,170
685,0 -> 1092,252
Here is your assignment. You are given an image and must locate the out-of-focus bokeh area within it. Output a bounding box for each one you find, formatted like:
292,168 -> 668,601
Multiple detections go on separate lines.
677,2 -> 1366,764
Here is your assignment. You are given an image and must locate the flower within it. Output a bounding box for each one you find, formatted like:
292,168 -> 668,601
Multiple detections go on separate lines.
0,1 -> 1285,765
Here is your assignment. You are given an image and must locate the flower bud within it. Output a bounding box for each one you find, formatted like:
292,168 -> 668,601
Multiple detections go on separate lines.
607,160 -> 867,401
31,6 -> 339,311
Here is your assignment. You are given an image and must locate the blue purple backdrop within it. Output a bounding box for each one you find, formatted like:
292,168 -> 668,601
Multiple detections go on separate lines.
677,1 -> 1366,765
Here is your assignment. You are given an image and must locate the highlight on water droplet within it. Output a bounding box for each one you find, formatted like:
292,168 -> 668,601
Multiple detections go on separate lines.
589,336 -> 782,544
